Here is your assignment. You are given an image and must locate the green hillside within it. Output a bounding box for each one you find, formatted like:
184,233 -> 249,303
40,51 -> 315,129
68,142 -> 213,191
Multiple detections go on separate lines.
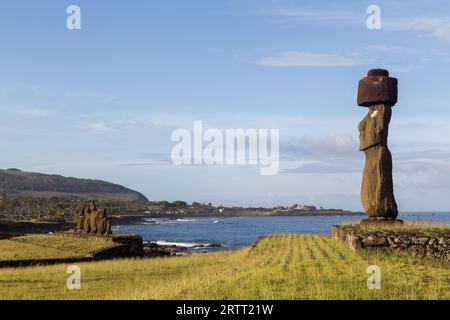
0,169 -> 148,201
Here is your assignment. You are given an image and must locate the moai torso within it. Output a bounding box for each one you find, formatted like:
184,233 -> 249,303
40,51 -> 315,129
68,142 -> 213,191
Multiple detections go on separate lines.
358,104 -> 391,151
75,204 -> 85,231
97,209 -> 107,235
83,210 -> 91,233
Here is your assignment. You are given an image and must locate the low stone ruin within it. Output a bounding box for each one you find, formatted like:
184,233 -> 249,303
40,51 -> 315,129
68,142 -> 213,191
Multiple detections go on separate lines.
332,225 -> 450,261
75,201 -> 112,236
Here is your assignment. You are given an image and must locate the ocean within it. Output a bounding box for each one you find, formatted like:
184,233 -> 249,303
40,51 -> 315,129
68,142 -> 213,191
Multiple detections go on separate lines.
113,213 -> 450,253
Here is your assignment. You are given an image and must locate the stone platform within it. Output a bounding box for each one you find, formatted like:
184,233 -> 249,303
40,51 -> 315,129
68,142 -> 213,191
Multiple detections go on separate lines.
332,224 -> 450,261
360,219 -> 403,226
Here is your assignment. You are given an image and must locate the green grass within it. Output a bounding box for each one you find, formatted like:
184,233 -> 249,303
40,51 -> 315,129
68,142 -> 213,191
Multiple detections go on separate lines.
0,235 -> 448,300
341,221 -> 450,236
0,235 -> 120,261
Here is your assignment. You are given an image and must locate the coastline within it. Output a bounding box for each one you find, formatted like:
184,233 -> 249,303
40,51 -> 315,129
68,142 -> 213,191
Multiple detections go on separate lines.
0,220 -> 73,237
0,212 -> 362,236
110,211 -> 365,224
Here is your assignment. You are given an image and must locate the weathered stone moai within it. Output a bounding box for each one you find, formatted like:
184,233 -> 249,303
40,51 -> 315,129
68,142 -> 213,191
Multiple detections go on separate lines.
75,201 -> 112,235
97,208 -> 112,235
83,203 -> 92,233
75,203 -> 86,232
89,202 -> 99,234
357,69 -> 398,220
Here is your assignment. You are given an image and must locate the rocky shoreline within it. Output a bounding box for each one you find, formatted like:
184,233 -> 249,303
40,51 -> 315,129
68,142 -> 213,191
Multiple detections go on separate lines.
0,219 -> 73,237
143,241 -> 222,257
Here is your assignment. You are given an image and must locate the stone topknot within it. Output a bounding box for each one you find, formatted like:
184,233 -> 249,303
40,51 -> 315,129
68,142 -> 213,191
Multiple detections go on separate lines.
357,68 -> 398,107
367,69 -> 389,77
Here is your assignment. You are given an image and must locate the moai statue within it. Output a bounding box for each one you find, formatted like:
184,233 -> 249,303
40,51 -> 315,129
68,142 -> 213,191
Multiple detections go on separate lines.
74,201 -> 113,235
97,208 -> 108,235
105,220 -> 112,236
75,203 -> 86,233
357,69 -> 398,220
83,202 -> 92,233
89,201 -> 99,234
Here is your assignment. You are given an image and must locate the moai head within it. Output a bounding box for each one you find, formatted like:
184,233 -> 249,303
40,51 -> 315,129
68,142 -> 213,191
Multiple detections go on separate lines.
77,203 -> 86,217
357,69 -> 398,107
88,201 -> 97,213
75,203 -> 86,231
98,208 -> 107,219
84,202 -> 91,214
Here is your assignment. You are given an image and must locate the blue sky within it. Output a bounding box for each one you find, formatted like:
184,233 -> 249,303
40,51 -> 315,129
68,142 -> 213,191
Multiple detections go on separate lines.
1,0 -> 450,211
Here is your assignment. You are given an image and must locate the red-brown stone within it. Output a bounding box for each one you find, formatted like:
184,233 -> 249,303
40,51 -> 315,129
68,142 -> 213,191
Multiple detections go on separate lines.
357,69 -> 398,107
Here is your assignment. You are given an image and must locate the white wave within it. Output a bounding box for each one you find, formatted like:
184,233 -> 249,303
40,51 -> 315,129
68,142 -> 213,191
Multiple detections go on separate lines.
155,240 -> 219,248
143,219 -> 161,225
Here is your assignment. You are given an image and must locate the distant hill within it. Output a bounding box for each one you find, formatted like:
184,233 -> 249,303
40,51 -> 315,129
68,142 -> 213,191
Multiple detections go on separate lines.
0,169 -> 148,201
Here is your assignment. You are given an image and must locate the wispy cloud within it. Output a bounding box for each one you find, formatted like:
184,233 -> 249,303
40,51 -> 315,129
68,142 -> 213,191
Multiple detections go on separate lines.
119,153 -> 173,167
257,51 -> 370,67
385,16 -> 450,42
396,159 -> 450,189
87,122 -> 116,133
282,135 -> 359,160
260,7 -> 361,24
284,162 -> 360,174
16,107 -> 52,118
262,5 -> 450,43
281,134 -> 362,174
362,44 -> 416,55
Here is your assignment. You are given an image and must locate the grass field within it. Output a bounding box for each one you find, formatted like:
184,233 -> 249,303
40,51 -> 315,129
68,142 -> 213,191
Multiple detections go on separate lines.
0,234 -> 448,300
342,221 -> 450,234
0,235 -> 119,261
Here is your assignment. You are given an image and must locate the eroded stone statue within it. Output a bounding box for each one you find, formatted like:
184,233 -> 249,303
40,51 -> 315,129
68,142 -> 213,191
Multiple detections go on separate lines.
75,201 -> 112,235
83,204 -> 91,233
357,69 -> 398,220
75,203 -> 86,232
89,202 -> 99,234
97,208 -> 112,235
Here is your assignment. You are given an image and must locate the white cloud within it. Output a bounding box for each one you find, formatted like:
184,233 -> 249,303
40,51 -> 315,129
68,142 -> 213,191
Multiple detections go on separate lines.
119,153 -> 172,167
16,107 -> 52,118
281,134 -> 362,174
263,5 -> 450,43
282,134 -> 359,160
257,51 -> 370,67
385,16 -> 450,42
396,159 -> 450,189
363,44 -> 416,55
260,7 -> 360,23
87,122 -> 116,133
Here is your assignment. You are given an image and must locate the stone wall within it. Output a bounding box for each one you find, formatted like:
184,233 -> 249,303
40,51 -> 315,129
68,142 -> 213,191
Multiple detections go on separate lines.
332,225 -> 450,261
0,257 -> 93,269
0,233 -> 12,240
61,231 -> 144,257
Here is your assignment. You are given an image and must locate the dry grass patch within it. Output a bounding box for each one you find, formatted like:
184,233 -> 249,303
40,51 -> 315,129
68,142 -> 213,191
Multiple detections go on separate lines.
0,235 -> 120,261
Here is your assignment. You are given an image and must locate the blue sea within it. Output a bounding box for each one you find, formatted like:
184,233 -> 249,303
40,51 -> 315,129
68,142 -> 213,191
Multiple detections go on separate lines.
114,213 -> 450,253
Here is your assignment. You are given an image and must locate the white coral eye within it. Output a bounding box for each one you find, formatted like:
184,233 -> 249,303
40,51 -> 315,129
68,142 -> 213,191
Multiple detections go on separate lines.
371,110 -> 379,118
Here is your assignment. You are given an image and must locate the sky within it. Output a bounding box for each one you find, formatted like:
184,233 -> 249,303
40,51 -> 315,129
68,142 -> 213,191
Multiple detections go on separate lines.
1,0 -> 450,211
